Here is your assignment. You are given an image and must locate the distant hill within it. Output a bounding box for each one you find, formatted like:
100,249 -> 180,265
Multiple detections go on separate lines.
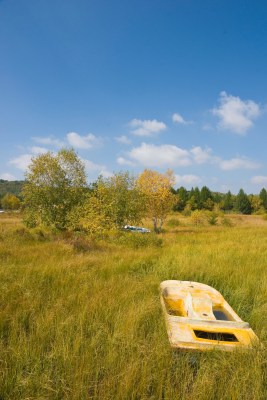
0,180 -> 25,199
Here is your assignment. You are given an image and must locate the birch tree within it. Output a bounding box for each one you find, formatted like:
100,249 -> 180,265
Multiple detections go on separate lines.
136,169 -> 175,232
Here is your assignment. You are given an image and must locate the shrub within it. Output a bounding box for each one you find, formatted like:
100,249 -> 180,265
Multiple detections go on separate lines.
190,210 -> 207,226
167,218 -> 180,228
207,212 -> 219,226
221,216 -> 233,227
182,203 -> 192,216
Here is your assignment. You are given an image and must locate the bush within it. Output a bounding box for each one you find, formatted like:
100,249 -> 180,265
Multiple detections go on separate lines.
190,210 -> 207,226
221,217 -> 233,227
207,212 -> 219,226
166,218 -> 180,228
182,204 -> 192,216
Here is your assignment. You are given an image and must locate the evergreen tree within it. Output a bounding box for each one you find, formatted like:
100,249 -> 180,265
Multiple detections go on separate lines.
235,189 -> 252,215
213,192 -> 223,204
173,186 -> 188,211
259,188 -> 267,210
200,186 -> 213,209
223,190 -> 233,211
189,187 -> 201,209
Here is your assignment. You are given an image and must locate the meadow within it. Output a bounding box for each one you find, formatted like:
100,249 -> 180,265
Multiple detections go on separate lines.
0,213 -> 266,399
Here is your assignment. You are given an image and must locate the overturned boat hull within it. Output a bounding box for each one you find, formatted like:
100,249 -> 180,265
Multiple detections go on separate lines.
160,280 -> 258,351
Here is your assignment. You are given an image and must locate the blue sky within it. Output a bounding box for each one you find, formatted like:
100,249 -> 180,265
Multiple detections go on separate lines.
1,0 -> 267,193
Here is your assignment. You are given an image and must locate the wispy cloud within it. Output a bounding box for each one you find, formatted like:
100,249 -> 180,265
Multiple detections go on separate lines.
212,91 -> 261,134
29,146 -> 49,154
66,132 -> 100,149
129,119 -> 167,136
9,154 -> 33,171
172,112 -> 192,125
219,157 -> 260,170
251,175 -> 267,184
82,158 -> 112,179
32,136 -> 65,147
116,157 -> 136,166
175,174 -> 201,186
115,135 -> 132,145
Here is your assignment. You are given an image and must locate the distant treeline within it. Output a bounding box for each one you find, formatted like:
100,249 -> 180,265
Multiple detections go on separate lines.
172,186 -> 267,215
1,178 -> 267,216
0,180 -> 24,210
0,180 -> 24,199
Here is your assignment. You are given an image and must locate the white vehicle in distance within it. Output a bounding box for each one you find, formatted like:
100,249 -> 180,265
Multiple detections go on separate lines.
123,225 -> 150,233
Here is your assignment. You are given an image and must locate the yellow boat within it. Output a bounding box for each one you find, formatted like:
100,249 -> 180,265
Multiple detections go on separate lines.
160,280 -> 259,351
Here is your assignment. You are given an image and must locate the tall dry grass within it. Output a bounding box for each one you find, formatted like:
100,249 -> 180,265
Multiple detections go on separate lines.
0,214 -> 266,399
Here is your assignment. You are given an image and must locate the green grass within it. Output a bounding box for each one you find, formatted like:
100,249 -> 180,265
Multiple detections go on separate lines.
0,214 -> 266,399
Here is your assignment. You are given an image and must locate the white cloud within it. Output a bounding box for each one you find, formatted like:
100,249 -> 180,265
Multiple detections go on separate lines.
212,91 -> 261,134
9,154 -> 33,171
0,173 -> 16,181
116,157 -> 135,167
175,174 -> 201,186
67,132 -> 100,149
121,142 -> 260,174
129,119 -> 167,136
32,136 -> 65,147
127,143 -> 191,167
172,113 -> 192,125
219,157 -> 260,171
29,146 -> 49,154
190,146 -> 215,164
115,135 -> 131,145
83,159 -> 106,171
251,176 -> 267,185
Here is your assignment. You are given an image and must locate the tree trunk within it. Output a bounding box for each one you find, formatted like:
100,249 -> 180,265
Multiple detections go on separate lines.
153,217 -> 158,233
159,218 -> 164,231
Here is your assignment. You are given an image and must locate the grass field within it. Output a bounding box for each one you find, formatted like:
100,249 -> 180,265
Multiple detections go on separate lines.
0,213 -> 266,399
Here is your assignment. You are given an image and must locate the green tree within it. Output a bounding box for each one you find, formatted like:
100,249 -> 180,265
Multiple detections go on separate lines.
212,192 -> 223,204
67,181 -> 117,236
189,187 -> 201,209
95,171 -> 145,228
0,180 -> 24,199
235,189 -> 252,215
1,193 -> 21,210
259,188 -> 267,210
68,171 -> 145,235
220,190 -> 234,212
22,149 -> 87,230
186,195 -> 197,211
249,195 -> 262,213
200,186 -> 213,209
173,186 -> 188,211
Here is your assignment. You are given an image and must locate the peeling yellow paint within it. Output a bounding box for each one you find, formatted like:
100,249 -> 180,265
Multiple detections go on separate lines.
160,280 -> 259,351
